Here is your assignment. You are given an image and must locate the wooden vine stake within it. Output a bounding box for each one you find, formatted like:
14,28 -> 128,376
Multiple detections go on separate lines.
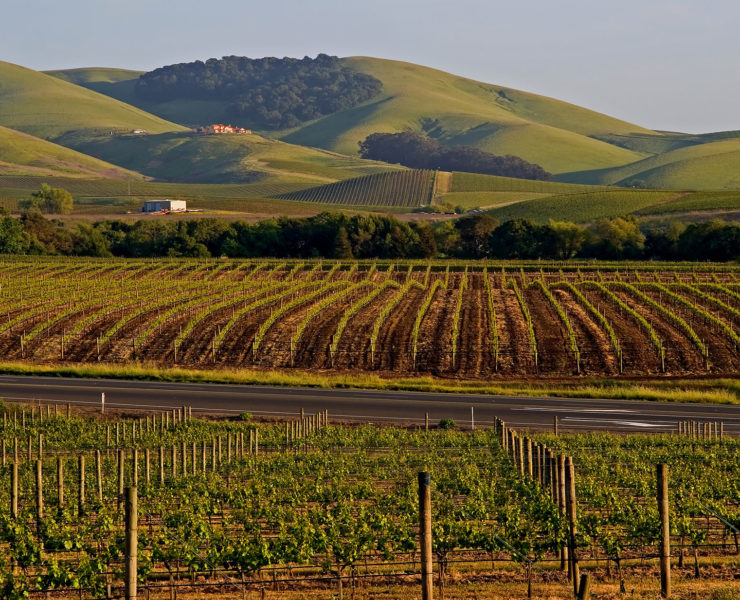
657,463 -> 671,598
125,486 -> 138,600
565,456 -> 579,592
11,461 -> 18,518
419,471 -> 433,600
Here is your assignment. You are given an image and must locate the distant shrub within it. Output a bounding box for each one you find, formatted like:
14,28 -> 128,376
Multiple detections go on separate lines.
438,418 -> 457,430
20,183 -> 74,214
359,131 -> 552,181
239,412 -> 252,421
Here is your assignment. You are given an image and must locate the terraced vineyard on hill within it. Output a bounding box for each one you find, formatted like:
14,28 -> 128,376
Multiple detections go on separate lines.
1,258 -> 738,379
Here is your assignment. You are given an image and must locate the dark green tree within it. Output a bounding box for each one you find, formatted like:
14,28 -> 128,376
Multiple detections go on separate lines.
334,227 -> 353,259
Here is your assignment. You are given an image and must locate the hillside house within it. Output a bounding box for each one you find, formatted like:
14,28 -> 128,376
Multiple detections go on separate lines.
141,199 -> 187,213
198,124 -> 252,135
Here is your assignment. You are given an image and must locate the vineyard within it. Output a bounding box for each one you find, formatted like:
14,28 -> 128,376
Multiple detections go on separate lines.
0,401 -> 737,599
274,170 -> 436,207
1,258 -> 739,379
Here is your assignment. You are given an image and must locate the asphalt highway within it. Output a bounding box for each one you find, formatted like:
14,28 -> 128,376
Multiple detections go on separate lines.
0,375 -> 737,434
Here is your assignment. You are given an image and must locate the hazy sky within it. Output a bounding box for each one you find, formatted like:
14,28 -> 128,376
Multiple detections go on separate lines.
3,0 -> 738,133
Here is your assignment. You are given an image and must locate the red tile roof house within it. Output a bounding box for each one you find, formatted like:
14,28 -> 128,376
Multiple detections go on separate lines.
198,124 -> 252,134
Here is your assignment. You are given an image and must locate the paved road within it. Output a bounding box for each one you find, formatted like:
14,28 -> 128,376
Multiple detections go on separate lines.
0,375 -> 737,434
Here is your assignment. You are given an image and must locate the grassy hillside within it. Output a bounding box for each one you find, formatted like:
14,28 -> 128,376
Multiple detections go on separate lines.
36,61 -> 740,192
0,61 -> 186,141
44,67 -> 145,86
48,59 -> 650,174
281,57 -> 650,174
0,126 -> 144,179
64,131 -> 400,184
561,138 -> 740,189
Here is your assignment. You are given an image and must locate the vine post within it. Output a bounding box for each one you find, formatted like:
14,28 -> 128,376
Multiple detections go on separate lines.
557,455 -> 568,571
57,456 -> 64,510
566,456 -> 579,594
418,471 -> 433,600
10,461 -> 18,518
125,486 -> 138,600
78,454 -> 85,515
657,463 -> 671,598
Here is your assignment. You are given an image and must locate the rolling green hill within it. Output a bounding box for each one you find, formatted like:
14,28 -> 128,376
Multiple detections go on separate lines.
45,58 -> 740,192
560,138 -> 740,189
0,125 -> 144,179
0,61 -> 186,141
47,58 -> 652,174
45,67 -> 243,128
65,131 -> 400,184
44,67 -> 145,87
283,57 -> 652,174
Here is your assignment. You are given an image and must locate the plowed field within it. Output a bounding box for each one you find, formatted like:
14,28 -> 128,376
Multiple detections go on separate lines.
2,258 -> 738,378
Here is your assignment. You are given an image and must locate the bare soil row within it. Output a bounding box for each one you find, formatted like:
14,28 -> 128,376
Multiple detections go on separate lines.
3,270 -> 739,379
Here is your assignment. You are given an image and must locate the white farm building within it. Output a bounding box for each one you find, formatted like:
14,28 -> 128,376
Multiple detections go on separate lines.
141,199 -> 187,213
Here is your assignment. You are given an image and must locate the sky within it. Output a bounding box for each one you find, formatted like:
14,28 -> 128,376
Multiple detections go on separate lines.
2,0 -> 738,133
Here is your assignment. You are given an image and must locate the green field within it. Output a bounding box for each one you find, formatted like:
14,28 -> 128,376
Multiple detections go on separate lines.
437,191 -> 550,210
636,190 -> 740,215
449,171 -> 609,194
486,189 -> 678,223
0,174 -> 328,215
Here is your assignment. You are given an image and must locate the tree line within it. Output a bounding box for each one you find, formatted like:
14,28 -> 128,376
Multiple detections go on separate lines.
135,54 -> 383,130
0,209 -> 736,262
359,132 -> 552,180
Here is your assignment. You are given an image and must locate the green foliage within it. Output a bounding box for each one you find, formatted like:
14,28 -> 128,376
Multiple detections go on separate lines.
21,184 -> 74,214
136,54 -> 382,130
359,131 -> 551,180
437,418 -> 457,430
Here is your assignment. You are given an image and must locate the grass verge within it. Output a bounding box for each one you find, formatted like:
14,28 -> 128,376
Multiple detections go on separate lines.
0,361 -> 737,405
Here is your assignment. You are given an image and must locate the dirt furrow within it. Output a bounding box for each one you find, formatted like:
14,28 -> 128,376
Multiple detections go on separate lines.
331,287 -> 397,371
416,284 -> 456,375
525,285 -> 574,374
376,286 -> 424,373
493,287 -> 534,375
456,275 -> 491,378
579,288 -> 661,374
612,290 -> 704,374
554,289 -> 619,376
640,289 -> 739,374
